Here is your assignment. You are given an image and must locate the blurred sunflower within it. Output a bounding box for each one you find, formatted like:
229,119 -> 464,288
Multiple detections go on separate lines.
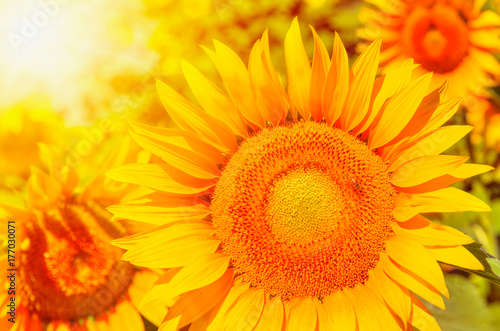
0,93 -> 65,190
358,0 -> 500,99
466,96 -> 500,152
147,0 -> 362,92
0,137 -> 166,330
108,20 -> 492,330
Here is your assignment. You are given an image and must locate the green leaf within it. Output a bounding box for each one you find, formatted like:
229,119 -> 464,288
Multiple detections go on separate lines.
440,242 -> 500,287
486,257 -> 500,277
423,274 -> 497,331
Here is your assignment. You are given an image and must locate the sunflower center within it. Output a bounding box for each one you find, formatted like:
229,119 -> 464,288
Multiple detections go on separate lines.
19,200 -> 135,321
266,167 -> 344,245
212,122 -> 396,299
404,4 -> 469,73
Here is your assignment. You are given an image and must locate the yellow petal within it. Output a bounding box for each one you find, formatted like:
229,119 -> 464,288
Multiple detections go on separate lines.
27,166 -> 62,209
388,82 -> 450,144
152,253 -> 230,303
120,219 -> 212,249
369,73 -> 433,149
182,61 -> 248,137
108,195 -> 210,225
469,30 -> 500,51
386,235 -> 449,298
392,220 -> 474,246
165,268 -> 234,328
108,300 -> 144,331
390,155 -> 468,187
342,39 -> 381,131
286,297 -> 317,331
124,234 -> 219,269
409,293 -> 442,331
449,163 -> 494,178
314,299 -> 333,331
203,42 -> 265,127
128,270 -> 167,326
208,282 -> 251,331
129,121 -> 225,164
158,317 -> 181,331
393,187 -> 491,221
356,59 -> 416,135
322,32 -> 349,125
323,290 -> 356,330
470,10 -> 500,29
253,296 -> 285,331
366,266 -> 411,325
428,245 -> 484,270
416,98 -> 461,139
309,25 -> 330,122
248,32 -> 288,126
107,163 -> 215,195
387,125 -> 473,172
222,288 -> 266,331
156,79 -> 237,153
130,130 -> 219,179
344,284 -> 400,331
285,18 -> 312,120
380,253 -> 445,309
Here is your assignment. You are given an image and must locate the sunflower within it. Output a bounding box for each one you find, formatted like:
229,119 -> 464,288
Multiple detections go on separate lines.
0,137 -> 166,330
357,0 -> 500,100
147,0 -> 361,95
0,93 -> 66,190
108,19 -> 492,330
466,96 -> 500,152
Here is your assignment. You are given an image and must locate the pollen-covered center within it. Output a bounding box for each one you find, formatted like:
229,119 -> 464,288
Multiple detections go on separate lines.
212,122 -> 396,299
404,3 -> 469,73
266,167 -> 345,245
19,200 -> 135,321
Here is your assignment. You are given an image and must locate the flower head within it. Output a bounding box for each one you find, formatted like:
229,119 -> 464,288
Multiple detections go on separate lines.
0,137 -> 165,330
109,19 -> 491,330
358,0 -> 500,99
